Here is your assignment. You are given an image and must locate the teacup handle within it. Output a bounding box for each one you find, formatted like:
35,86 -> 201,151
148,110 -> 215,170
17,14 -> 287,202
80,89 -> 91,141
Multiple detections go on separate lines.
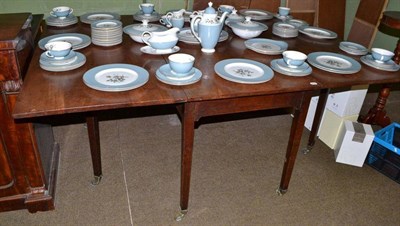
141,31 -> 152,46
160,18 -> 172,28
50,11 -> 56,17
45,51 -> 55,58
190,15 -> 202,42
69,8 -> 74,15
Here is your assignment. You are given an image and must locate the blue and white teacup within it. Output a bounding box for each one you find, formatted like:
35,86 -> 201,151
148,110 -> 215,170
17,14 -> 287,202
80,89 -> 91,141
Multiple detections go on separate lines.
168,53 -> 195,76
50,6 -> 73,19
139,3 -> 154,16
159,15 -> 172,27
282,50 -> 307,68
278,7 -> 290,16
371,48 -> 394,63
45,41 -> 72,59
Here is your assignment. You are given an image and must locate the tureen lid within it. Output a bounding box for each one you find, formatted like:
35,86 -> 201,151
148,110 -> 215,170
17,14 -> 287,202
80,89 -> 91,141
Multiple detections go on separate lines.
204,2 -> 216,14
229,16 -> 268,31
124,20 -> 167,36
227,9 -> 244,20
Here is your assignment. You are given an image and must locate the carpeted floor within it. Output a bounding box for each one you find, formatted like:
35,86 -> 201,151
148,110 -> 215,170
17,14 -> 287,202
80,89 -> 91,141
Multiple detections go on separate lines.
1,90 -> 399,225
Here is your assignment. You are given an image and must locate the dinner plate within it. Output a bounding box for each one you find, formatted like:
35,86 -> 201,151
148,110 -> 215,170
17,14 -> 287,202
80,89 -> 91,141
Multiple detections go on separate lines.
83,64 -> 149,92
339,41 -> 368,55
270,59 -> 312,77
244,38 -> 288,55
360,55 -> 400,72
156,64 -> 202,86
38,33 -> 91,50
238,9 -> 273,20
178,28 -> 229,44
299,26 -> 337,39
307,52 -> 361,74
214,58 -> 274,84
40,52 -> 86,72
80,12 -> 121,24
140,46 -> 180,55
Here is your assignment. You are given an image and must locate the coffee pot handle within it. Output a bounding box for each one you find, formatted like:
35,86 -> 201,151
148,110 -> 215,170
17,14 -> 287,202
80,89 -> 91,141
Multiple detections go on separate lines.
190,15 -> 202,42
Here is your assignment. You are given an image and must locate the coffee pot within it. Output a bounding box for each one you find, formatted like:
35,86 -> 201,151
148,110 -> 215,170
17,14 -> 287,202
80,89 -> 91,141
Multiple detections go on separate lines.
190,2 -> 228,53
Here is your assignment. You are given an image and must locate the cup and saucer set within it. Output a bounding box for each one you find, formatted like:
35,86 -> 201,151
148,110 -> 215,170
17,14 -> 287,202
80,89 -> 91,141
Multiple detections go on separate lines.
39,41 -> 86,72
46,6 -> 78,27
156,53 -> 202,86
274,6 -> 293,21
361,48 -> 400,72
133,3 -> 161,22
270,50 -> 312,76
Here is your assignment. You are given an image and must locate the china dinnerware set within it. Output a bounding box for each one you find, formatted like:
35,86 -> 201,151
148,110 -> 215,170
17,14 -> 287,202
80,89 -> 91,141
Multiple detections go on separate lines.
360,48 -> 400,72
156,53 -> 202,85
133,3 -> 161,22
270,50 -> 312,77
39,41 -> 86,72
272,22 -> 298,38
46,6 -> 78,27
80,12 -> 121,24
91,19 -> 123,47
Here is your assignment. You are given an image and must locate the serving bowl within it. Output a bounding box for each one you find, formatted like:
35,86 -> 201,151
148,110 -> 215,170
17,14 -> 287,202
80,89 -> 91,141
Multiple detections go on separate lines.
228,16 -> 268,39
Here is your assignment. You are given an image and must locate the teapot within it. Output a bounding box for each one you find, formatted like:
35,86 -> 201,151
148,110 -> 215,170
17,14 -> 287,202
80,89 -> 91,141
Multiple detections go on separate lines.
141,27 -> 180,50
190,2 -> 228,53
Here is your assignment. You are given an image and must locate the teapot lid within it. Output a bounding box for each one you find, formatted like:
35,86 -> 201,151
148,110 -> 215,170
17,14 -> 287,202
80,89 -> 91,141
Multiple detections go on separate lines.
204,2 -> 216,14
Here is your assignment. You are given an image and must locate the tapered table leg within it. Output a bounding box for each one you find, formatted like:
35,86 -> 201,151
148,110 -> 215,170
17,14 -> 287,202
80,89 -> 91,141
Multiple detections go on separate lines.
176,103 -> 196,221
359,84 -> 391,127
278,92 -> 312,194
86,115 -> 102,185
303,88 -> 329,154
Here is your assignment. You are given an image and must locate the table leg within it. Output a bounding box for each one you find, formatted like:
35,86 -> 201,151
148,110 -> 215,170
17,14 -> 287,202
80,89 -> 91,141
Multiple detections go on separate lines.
303,88 -> 329,154
86,115 -> 103,185
277,93 -> 312,195
359,84 -> 391,127
176,103 -> 196,221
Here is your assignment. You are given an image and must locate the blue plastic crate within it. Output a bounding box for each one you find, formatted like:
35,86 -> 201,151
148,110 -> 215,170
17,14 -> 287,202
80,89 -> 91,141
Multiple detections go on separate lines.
367,123 -> 400,183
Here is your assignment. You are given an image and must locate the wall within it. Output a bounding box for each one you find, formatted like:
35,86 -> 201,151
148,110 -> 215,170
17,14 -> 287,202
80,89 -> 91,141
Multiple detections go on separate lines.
0,0 -> 399,51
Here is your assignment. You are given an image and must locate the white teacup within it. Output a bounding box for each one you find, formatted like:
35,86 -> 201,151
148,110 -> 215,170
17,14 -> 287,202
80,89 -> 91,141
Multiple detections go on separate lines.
139,3 -> 154,16
50,6 -> 73,19
282,50 -> 307,68
168,53 -> 195,76
371,48 -> 394,63
45,41 -> 72,59
278,7 -> 290,16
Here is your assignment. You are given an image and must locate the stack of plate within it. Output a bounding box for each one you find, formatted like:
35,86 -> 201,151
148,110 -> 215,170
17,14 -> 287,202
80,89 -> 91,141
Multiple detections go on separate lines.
272,22 -> 298,38
38,33 -> 91,50
287,19 -> 308,28
39,51 -> 86,72
45,14 -> 78,27
244,38 -> 288,55
339,41 -> 368,55
80,12 -> 120,24
91,20 -> 123,47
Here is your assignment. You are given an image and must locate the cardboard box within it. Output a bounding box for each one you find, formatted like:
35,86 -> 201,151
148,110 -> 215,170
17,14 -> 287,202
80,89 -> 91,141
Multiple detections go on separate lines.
325,85 -> 368,117
318,109 -> 359,149
334,121 -> 374,167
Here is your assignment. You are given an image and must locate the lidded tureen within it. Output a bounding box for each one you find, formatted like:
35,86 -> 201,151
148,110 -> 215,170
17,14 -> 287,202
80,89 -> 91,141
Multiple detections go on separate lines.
228,16 -> 268,39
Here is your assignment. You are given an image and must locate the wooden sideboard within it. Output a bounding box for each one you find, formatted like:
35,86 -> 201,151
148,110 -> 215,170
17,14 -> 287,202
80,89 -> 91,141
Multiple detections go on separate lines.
0,13 -> 59,213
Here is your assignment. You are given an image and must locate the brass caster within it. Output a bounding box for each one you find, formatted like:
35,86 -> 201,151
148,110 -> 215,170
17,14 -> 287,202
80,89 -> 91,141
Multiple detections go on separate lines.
91,175 -> 103,185
175,209 -> 188,222
276,187 -> 287,196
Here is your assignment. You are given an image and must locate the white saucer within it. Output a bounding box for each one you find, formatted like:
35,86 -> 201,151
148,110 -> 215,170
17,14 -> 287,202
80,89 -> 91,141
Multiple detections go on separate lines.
360,55 -> 400,72
156,64 -> 202,86
140,46 -> 180,55
275,59 -> 310,72
270,59 -> 312,77
159,65 -> 196,81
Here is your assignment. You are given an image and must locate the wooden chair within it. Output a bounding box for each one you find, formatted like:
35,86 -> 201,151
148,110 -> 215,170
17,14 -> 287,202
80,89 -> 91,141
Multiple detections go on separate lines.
347,0 -> 389,48
192,0 -> 280,12
285,0 -> 346,39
